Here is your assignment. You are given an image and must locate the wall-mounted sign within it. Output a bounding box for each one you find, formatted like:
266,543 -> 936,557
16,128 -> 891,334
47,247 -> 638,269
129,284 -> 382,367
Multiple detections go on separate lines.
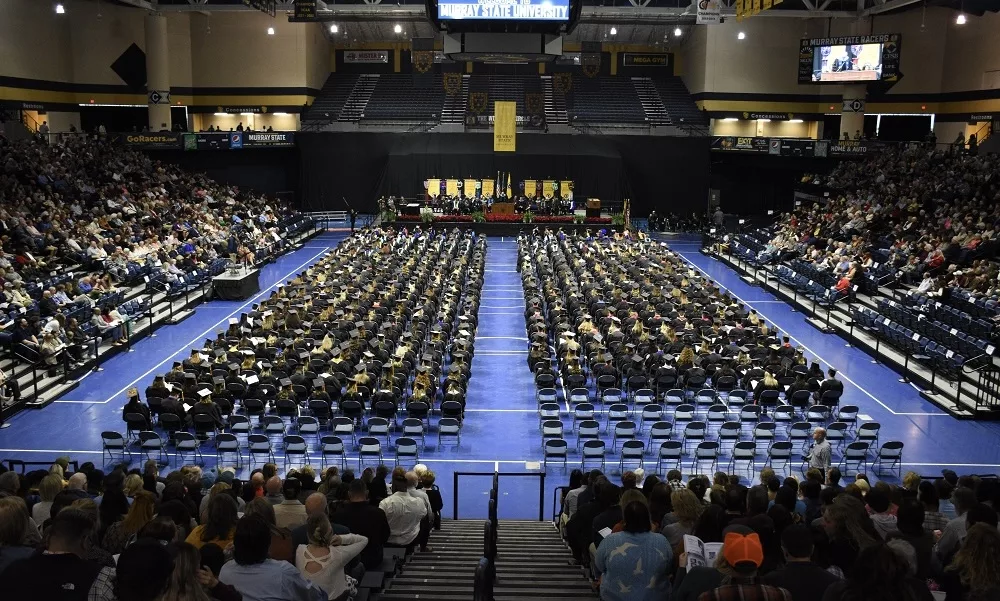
622,53 -> 671,67
343,50 -> 390,64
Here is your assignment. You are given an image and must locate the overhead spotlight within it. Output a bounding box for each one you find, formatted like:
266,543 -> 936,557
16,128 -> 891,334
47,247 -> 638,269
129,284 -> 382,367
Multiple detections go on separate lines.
737,31 -> 746,40
955,13 -> 967,24
267,27 -> 275,35
610,26 -> 617,35
674,27 -> 683,37
330,24 -> 338,33
55,3 -> 65,14
394,24 -> 402,34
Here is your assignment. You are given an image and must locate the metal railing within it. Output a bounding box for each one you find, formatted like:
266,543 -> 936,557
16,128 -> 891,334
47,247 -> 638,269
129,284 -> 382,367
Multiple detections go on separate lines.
452,470 -> 547,521
960,359 -> 1000,413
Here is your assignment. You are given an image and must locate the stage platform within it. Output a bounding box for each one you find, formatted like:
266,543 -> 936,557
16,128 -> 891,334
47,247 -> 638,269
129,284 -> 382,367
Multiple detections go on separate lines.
384,221 -> 623,236
212,267 -> 261,300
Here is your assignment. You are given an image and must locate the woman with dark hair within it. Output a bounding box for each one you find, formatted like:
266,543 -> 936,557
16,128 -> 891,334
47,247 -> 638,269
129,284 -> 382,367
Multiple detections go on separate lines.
97,485 -> 130,541
886,498 -> 934,580
219,515 -> 326,601
186,494 -> 238,550
243,497 -> 295,562
821,543 -> 934,601
648,482 -> 674,530
941,523 -> 1000,601
692,504 -> 728,544
595,501 -> 673,601
821,495 -> 880,577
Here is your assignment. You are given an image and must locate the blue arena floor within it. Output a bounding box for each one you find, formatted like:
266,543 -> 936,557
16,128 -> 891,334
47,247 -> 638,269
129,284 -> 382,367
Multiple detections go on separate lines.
2,232 -> 1000,520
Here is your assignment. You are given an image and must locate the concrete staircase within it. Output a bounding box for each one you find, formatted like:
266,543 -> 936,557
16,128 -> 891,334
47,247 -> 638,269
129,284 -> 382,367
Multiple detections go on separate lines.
339,74 -> 379,122
632,77 -> 672,126
377,520 -> 597,601
542,76 -> 569,125
441,74 -> 470,124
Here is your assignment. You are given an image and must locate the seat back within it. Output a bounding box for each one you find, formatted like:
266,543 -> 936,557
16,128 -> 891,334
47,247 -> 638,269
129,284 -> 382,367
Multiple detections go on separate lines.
769,441 -> 793,459
582,440 -> 605,457
284,435 -> 307,453
396,437 -> 419,457
544,439 -> 568,456
683,421 -> 707,439
695,441 -> 720,459
320,436 -> 345,454
358,437 -> 381,456
733,441 -> 756,460
577,420 -> 600,439
879,441 -> 903,459
216,433 -> 239,451
621,440 -> 644,458
542,420 -> 564,438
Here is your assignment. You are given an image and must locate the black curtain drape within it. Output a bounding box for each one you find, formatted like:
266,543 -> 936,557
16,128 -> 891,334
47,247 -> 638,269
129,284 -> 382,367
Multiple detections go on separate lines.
379,133 -> 625,203
297,132 -> 711,215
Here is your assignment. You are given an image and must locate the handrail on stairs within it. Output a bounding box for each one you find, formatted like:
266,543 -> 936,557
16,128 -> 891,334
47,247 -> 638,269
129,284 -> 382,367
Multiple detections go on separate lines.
452,470 -> 547,521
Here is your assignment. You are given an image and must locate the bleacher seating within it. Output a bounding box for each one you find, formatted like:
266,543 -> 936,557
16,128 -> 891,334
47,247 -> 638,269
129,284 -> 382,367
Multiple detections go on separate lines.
302,73 -> 360,123
653,76 -> 708,126
466,74 -> 543,117
567,76 -> 647,124
362,75 -> 445,122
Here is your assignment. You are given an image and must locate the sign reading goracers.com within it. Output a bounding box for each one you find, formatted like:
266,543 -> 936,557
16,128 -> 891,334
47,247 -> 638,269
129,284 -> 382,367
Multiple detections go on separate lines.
437,0 -> 570,21
113,133 -> 181,149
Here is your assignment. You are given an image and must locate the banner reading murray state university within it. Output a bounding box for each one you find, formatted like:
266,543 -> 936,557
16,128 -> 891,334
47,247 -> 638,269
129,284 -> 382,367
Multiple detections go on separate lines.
493,101 -> 517,152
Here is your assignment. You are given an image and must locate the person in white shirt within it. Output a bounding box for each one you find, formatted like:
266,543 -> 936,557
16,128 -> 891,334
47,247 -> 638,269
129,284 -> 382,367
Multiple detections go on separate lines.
296,514 -> 367,601
406,471 -> 433,552
86,241 -> 107,260
378,473 -> 427,549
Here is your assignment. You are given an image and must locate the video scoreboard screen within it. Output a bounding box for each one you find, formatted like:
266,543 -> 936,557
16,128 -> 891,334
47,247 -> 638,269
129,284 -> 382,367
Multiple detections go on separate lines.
798,34 -> 901,84
437,0 -> 570,21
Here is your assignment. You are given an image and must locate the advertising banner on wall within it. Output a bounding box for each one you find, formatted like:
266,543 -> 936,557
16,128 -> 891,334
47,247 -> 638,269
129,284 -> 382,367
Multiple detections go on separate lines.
113,132 -> 181,150
343,50 -> 390,64
696,0 -> 721,24
242,131 -> 296,147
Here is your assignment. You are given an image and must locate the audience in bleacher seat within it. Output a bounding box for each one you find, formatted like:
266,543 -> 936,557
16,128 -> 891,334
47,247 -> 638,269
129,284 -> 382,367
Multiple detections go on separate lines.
0,133 -> 310,388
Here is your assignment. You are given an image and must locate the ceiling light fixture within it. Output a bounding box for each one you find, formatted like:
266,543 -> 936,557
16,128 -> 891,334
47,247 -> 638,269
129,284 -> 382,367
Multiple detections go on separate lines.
956,13 -> 967,24
737,31 -> 746,40
267,27 -> 275,35
330,24 -> 338,33
610,26 -> 617,35
394,24 -> 402,33
55,3 -> 65,14
674,27 -> 683,37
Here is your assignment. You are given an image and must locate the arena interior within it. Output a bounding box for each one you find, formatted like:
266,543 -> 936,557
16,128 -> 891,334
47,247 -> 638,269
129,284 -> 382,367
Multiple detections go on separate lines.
1,0 -> 1000,599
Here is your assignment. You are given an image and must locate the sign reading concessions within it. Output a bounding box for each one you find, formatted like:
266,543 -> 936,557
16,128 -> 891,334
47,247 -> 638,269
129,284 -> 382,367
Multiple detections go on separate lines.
743,112 -> 791,121
798,34 -> 902,85
343,50 -> 390,64
437,0 -> 570,21
623,53 -> 671,68
115,133 -> 180,150
243,131 -> 295,147
217,106 -> 269,114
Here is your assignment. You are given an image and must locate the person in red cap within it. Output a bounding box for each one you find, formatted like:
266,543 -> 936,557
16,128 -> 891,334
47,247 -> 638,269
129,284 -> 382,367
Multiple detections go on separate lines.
697,525 -> 792,601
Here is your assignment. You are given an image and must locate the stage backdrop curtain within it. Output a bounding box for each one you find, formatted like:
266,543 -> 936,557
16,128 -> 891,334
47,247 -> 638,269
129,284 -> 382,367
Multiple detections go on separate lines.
378,134 -> 625,203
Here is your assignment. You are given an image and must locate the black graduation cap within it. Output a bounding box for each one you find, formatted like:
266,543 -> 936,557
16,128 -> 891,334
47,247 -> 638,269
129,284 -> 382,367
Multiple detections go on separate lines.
280,378 -> 293,387
355,362 -> 367,371
422,353 -> 435,362
213,349 -> 226,358
294,329 -> 305,337
312,378 -> 325,389
349,329 -> 360,338
631,354 -> 644,363
213,377 -> 225,386
228,363 -> 240,371
417,365 -> 430,373
259,362 -> 272,369
172,361 -> 182,369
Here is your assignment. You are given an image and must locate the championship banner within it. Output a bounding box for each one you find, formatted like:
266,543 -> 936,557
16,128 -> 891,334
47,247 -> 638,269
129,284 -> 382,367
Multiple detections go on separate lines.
482,179 -> 495,198
753,0 -> 761,14
542,180 -> 555,199
561,181 -> 574,201
696,0 -> 721,24
525,180 -> 537,198
493,100 -> 517,152
427,179 -> 441,198
763,0 -> 772,8
464,179 -> 478,197
445,179 -> 459,197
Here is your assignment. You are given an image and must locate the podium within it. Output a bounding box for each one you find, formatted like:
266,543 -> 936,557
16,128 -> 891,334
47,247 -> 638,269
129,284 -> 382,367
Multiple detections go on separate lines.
492,202 -> 516,216
586,198 -> 601,218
